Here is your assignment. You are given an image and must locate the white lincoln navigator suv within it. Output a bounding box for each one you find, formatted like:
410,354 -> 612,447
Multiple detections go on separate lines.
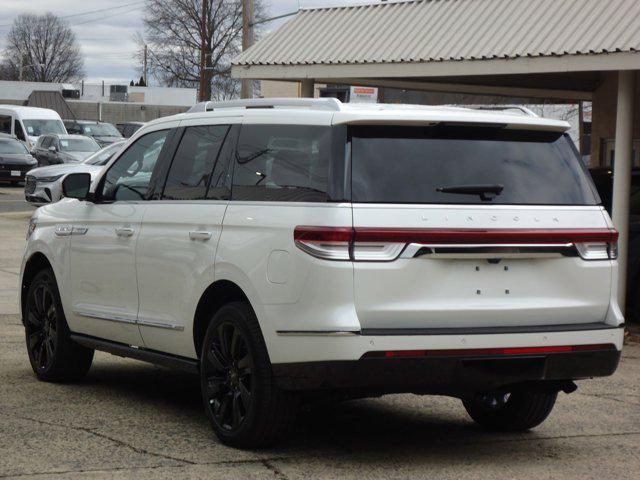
20,99 -> 623,448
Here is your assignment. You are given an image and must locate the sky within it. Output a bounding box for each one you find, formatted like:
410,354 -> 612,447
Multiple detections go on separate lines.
0,0 -> 375,84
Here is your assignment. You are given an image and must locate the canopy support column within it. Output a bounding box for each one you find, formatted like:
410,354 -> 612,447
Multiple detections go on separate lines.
611,70 -> 636,310
300,79 -> 315,98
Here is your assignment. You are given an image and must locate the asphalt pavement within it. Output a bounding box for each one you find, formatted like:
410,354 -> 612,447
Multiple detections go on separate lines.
0,214 -> 639,479
0,184 -> 35,214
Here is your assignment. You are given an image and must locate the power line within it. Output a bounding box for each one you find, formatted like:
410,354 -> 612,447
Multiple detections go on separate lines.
0,0 -> 147,28
71,6 -> 144,26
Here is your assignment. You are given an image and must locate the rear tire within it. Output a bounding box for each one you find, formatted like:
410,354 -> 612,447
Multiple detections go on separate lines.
24,269 -> 94,382
463,389 -> 557,431
200,302 -> 297,448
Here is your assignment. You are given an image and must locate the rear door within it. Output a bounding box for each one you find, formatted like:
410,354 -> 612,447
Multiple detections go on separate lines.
349,125 -> 615,332
135,117 -> 239,357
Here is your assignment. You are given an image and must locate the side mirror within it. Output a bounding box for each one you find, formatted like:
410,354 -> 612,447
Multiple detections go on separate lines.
62,173 -> 92,201
48,146 -> 57,153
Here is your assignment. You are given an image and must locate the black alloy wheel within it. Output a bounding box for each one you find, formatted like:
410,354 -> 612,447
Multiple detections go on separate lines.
24,269 -> 94,382
202,322 -> 254,431
200,302 -> 297,448
25,281 -> 58,372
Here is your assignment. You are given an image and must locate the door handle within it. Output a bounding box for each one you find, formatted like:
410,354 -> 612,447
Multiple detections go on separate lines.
189,230 -> 212,241
115,227 -> 135,237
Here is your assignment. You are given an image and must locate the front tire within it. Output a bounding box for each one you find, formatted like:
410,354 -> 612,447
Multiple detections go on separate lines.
463,389 -> 557,431
24,269 -> 94,382
200,302 -> 297,448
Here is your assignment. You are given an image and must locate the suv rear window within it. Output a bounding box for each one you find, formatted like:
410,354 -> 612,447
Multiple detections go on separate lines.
351,125 -> 599,205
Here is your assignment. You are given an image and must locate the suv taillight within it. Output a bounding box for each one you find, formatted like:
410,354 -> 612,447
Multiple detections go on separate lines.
294,227 -> 353,261
294,227 -> 619,262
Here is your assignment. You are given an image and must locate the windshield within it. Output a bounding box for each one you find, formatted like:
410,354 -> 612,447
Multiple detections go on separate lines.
0,139 -> 28,154
351,125 -> 599,206
60,138 -> 100,153
23,119 -> 66,136
83,142 -> 124,165
83,123 -> 122,137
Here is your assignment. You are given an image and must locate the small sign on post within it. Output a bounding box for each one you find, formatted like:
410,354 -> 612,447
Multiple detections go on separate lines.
349,86 -> 379,103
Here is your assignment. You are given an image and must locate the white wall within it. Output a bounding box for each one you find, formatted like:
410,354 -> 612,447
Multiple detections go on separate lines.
128,86 -> 197,106
0,80 -> 197,107
0,80 -> 61,102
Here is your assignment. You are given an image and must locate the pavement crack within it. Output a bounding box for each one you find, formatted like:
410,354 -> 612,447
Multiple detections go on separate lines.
261,459 -> 289,480
5,412 -> 196,466
577,392 -> 640,406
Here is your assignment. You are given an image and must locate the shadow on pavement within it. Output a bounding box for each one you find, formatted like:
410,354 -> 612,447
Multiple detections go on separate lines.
65,359 -> 554,459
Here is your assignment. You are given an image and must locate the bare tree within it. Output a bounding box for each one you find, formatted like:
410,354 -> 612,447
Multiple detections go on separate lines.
3,13 -> 84,82
139,0 -> 263,100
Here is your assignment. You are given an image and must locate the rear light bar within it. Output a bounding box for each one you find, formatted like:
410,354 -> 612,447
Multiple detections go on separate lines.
362,343 -> 617,359
294,226 -> 618,262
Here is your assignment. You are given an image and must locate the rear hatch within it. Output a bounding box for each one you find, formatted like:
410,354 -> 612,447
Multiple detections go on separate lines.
348,124 -> 615,332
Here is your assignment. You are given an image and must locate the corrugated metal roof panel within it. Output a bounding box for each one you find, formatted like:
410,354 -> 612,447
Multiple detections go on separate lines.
234,0 -> 640,66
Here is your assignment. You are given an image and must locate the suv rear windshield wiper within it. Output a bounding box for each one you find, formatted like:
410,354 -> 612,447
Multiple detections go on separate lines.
436,184 -> 504,201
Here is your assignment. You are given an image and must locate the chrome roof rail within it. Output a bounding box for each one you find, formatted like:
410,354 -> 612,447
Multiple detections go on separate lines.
472,105 -> 539,117
187,97 -> 343,113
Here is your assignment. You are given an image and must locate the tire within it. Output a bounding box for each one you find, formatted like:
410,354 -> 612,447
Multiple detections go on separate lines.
463,389 -> 557,431
200,302 -> 297,448
24,269 -> 94,382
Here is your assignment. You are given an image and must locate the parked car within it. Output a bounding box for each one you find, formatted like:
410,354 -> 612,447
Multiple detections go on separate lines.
25,141 -> 125,205
20,99 -> 623,448
63,120 -> 123,147
33,134 -> 101,166
0,134 -> 37,184
0,105 -> 67,151
589,167 -> 640,322
116,121 -> 145,138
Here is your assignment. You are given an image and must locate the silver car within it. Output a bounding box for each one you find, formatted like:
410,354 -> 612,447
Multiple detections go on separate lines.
25,141 -> 125,205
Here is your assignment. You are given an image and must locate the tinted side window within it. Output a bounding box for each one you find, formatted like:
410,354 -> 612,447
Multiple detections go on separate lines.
0,115 -> 11,134
162,125 -> 228,200
102,130 -> 170,201
232,125 -> 331,202
40,137 -> 52,148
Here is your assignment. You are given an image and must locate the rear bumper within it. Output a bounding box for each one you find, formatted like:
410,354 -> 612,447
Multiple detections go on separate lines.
272,347 -> 621,395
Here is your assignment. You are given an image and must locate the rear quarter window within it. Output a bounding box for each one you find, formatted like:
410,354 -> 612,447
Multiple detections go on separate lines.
351,125 -> 599,205
232,124 -> 332,202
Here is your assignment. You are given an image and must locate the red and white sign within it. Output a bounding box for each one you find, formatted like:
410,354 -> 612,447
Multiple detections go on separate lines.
350,86 -> 378,103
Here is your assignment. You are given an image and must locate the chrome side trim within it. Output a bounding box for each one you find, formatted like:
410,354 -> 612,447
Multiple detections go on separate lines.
74,310 -> 137,325
276,330 -> 360,337
72,227 -> 88,235
137,319 -> 185,331
74,311 -> 184,331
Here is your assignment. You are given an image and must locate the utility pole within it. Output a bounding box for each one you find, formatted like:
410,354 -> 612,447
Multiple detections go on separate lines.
241,0 -> 254,99
143,44 -> 148,86
198,0 -> 209,102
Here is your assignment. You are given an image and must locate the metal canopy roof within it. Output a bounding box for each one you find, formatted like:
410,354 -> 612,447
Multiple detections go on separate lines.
233,0 -> 640,80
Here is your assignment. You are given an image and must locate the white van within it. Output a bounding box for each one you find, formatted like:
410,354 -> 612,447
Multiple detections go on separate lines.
0,106 -> 67,151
